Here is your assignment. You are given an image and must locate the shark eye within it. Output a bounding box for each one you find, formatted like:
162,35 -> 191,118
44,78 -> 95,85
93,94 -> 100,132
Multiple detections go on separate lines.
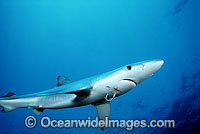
126,66 -> 132,70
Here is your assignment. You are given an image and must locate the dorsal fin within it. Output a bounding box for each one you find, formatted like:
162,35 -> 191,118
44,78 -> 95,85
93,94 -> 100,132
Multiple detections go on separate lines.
56,76 -> 71,87
0,92 -> 15,98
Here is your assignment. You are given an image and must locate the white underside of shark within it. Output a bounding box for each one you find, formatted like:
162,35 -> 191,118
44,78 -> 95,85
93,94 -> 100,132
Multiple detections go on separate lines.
0,60 -> 164,130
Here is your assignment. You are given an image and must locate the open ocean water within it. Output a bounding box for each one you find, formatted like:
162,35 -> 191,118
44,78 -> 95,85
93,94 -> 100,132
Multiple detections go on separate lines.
0,0 -> 200,134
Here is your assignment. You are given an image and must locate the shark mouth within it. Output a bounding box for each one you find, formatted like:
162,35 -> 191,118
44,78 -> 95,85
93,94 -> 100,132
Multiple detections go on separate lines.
122,79 -> 137,85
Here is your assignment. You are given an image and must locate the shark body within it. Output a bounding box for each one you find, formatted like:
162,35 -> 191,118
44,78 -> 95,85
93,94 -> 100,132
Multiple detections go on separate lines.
0,60 -> 164,129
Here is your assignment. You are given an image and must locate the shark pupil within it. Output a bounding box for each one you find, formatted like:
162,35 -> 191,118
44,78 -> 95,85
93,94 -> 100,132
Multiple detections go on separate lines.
127,66 -> 132,70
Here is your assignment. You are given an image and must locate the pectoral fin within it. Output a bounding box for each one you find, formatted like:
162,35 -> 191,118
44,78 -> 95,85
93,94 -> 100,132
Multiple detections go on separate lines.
72,87 -> 92,102
92,101 -> 110,130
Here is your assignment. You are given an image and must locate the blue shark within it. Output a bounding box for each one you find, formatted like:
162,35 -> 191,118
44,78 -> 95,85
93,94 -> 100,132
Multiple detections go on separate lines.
0,60 -> 164,129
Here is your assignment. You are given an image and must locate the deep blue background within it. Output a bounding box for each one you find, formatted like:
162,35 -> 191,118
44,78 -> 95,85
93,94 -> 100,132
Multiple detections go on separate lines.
0,0 -> 200,134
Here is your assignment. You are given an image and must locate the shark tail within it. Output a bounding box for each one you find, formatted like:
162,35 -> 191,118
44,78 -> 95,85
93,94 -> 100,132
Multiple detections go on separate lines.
0,103 -> 17,112
0,92 -> 44,115
0,92 -> 17,112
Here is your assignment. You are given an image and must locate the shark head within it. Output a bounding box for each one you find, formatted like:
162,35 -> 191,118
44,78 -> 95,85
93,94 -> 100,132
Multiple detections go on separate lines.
104,60 -> 164,96
122,60 -> 164,85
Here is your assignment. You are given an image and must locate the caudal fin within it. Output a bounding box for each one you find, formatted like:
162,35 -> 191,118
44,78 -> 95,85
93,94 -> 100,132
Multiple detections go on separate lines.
0,92 -> 15,99
0,92 -> 16,112
0,92 -> 44,115
0,104 -> 16,112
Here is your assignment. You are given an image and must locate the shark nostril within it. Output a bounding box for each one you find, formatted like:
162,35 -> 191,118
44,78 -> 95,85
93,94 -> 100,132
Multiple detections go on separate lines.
141,65 -> 145,70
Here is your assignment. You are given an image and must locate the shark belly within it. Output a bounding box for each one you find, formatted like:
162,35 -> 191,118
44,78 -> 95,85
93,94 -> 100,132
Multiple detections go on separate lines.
39,83 -> 109,109
38,94 -> 77,109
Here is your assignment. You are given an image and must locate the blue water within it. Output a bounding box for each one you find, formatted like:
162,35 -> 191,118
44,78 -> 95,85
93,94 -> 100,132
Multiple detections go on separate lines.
0,0 -> 200,134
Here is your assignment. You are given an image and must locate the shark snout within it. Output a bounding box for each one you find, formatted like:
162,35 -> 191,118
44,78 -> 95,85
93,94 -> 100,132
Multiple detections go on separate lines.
144,60 -> 164,76
134,60 -> 164,84
157,60 -> 164,66
152,60 -> 164,72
